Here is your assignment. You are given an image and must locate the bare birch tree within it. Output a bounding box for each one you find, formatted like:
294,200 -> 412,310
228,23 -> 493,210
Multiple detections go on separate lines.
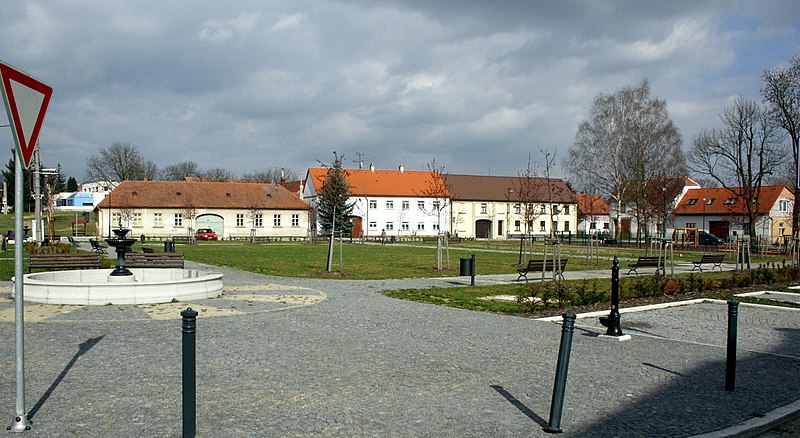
688,97 -> 785,237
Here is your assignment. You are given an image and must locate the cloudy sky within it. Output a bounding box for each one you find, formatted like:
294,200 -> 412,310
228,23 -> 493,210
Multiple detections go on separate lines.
1,1 -> 798,184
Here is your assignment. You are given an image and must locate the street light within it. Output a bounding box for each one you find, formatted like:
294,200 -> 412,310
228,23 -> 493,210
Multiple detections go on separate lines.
702,197 -> 706,232
506,188 -> 513,239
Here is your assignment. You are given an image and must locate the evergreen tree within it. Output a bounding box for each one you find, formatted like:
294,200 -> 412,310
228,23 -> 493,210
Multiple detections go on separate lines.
66,176 -> 79,192
2,150 -> 33,212
317,153 -> 354,235
53,164 -> 68,193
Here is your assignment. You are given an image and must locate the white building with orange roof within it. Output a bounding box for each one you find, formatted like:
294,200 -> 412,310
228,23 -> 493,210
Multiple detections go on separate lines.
304,164 -> 450,238
96,180 -> 311,240
576,194 -> 610,235
673,185 -> 794,242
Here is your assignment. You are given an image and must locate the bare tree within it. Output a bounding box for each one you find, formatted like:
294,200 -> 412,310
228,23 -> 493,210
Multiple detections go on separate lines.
161,161 -> 200,181
566,80 -> 684,240
197,167 -> 234,182
242,167 -> 299,183
762,57 -> 800,234
85,142 -> 159,182
417,160 -> 451,270
516,155 -> 538,235
688,97 -> 785,236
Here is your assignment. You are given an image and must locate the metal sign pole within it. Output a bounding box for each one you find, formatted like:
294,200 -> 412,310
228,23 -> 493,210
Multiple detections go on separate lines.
9,149 -> 31,432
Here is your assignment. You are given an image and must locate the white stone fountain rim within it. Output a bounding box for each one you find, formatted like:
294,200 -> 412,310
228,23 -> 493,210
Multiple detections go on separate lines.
18,268 -> 224,305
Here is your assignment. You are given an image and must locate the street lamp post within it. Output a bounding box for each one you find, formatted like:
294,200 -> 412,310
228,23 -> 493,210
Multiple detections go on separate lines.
702,197 -> 706,232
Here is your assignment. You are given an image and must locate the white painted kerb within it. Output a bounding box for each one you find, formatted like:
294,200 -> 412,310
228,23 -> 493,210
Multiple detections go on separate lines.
17,269 -> 223,305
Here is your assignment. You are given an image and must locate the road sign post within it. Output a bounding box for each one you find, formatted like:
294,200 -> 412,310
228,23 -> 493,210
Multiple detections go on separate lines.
1,60 -> 52,433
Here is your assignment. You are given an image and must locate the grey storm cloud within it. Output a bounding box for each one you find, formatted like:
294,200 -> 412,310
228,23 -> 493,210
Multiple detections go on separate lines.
0,0 -> 798,182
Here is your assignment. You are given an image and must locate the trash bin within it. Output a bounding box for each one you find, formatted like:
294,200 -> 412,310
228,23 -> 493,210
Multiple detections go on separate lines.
460,258 -> 473,276
164,240 -> 175,253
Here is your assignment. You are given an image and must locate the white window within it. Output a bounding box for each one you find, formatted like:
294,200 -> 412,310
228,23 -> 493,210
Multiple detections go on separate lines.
255,214 -> 263,227
540,220 -> 546,232
779,200 -> 789,212
514,204 -> 521,214
590,222 -> 597,230
603,223 -> 610,230
386,200 -> 394,209
514,220 -> 520,231
432,200 -> 440,210
564,221 -> 570,232
417,223 -> 425,231
480,203 -> 488,214
291,214 -> 300,227
273,214 -> 281,227
236,214 -> 245,227
369,221 -> 377,229
153,213 -> 163,227
385,222 -> 394,231
174,213 -> 183,227
432,223 -> 439,231
564,205 -> 570,215
418,200 -> 425,210
112,212 -> 121,226
369,200 -> 377,209
402,201 -> 409,210
132,213 -> 142,227
686,222 -> 696,228
401,222 -> 409,231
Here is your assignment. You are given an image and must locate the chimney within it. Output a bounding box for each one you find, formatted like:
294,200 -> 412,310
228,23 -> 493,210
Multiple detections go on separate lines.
369,163 -> 375,172
399,164 -> 404,173
280,168 -> 286,184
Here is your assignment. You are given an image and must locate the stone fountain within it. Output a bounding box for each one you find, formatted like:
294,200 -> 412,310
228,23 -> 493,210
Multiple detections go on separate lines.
18,229 -> 223,305
107,227 -> 136,281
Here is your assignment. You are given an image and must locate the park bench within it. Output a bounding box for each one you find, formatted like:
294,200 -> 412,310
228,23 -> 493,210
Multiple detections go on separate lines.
627,256 -> 663,275
690,254 -> 725,272
89,239 -> 108,254
516,258 -> 569,282
141,247 -> 154,253
125,253 -> 185,268
67,236 -> 81,248
172,236 -> 194,244
28,253 -> 103,273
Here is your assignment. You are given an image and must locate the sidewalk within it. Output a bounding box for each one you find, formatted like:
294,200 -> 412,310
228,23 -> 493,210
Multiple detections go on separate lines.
0,262 -> 798,437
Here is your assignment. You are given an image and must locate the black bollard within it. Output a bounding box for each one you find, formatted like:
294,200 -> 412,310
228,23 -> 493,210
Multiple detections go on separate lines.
544,312 -> 576,434
470,254 -> 476,286
726,301 -> 739,392
181,308 -> 198,438
599,257 -> 624,336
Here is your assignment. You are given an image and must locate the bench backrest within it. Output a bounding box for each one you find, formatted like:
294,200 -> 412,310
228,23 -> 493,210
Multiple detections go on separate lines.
636,256 -> 661,264
526,258 -> 569,271
126,253 -> 185,268
700,254 -> 724,262
29,253 -> 102,268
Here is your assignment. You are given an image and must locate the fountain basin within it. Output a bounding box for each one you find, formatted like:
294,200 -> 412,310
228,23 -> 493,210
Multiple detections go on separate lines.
19,269 -> 223,305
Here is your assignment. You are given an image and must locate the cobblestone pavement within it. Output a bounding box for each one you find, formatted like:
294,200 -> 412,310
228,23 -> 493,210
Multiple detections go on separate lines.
0,261 -> 799,437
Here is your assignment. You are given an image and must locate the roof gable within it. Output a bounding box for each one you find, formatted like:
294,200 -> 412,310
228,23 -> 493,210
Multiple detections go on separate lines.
577,194 -> 609,215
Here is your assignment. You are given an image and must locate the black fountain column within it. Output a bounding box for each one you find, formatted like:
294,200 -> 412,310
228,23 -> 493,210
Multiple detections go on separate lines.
106,228 -> 136,277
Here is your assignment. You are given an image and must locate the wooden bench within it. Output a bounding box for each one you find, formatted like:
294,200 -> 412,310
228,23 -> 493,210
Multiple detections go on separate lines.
67,236 -> 81,248
517,258 -> 569,282
126,253 -> 185,268
89,239 -> 108,254
627,256 -> 663,275
141,247 -> 154,253
691,254 -> 725,272
29,253 -> 103,273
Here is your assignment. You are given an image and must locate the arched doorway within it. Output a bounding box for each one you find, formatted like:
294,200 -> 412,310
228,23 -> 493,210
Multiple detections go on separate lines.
475,219 -> 492,239
195,214 -> 224,235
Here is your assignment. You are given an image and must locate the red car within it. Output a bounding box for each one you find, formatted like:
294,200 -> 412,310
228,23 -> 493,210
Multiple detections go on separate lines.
194,228 -> 218,241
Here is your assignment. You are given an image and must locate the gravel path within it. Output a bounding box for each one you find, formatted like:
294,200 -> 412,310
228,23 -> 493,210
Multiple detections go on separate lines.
0,261 -> 798,437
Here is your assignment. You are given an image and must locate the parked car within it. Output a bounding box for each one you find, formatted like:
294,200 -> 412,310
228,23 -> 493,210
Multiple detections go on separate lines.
194,228 -> 218,241
698,231 -> 723,246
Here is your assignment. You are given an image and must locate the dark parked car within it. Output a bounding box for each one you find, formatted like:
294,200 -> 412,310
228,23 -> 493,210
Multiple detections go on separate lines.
698,231 -> 723,246
194,228 -> 218,241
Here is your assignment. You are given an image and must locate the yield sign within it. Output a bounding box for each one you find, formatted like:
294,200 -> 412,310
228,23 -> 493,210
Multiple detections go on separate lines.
0,61 -> 53,169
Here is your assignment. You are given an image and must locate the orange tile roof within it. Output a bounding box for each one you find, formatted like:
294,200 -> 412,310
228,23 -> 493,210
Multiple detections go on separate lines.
577,194 -> 609,215
306,168 -> 448,197
97,180 -> 310,210
674,186 -> 793,215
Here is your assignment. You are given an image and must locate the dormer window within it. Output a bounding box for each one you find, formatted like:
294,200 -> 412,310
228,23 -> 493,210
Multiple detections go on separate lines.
686,199 -> 697,206
706,198 -> 715,205
724,198 -> 737,205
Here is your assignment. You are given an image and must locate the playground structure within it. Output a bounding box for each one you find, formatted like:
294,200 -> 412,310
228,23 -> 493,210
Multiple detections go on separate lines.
672,227 -> 700,248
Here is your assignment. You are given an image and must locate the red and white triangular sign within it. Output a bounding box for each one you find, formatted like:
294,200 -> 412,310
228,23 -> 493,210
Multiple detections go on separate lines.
0,61 -> 53,169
